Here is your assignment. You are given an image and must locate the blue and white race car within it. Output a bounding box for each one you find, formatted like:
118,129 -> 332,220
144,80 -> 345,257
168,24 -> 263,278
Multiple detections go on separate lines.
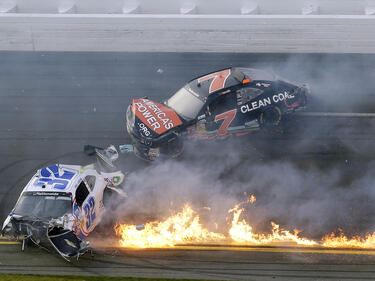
1,146 -> 126,260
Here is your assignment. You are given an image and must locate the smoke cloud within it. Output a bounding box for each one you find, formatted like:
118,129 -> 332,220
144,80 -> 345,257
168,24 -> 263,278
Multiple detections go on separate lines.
104,138 -> 375,241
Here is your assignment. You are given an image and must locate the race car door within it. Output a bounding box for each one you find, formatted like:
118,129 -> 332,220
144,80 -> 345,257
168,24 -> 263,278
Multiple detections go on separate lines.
83,173 -> 105,231
74,177 -> 100,237
236,86 -> 266,127
205,91 -> 239,136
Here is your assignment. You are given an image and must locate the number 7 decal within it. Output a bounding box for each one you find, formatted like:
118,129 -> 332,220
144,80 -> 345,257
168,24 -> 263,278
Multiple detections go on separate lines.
215,109 -> 237,136
198,69 -> 231,94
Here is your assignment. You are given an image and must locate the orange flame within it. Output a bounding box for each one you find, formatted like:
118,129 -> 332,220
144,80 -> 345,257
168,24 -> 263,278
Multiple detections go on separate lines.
114,197 -> 375,249
248,194 -> 256,204
114,205 -> 225,248
322,229 -> 375,248
228,204 -> 316,246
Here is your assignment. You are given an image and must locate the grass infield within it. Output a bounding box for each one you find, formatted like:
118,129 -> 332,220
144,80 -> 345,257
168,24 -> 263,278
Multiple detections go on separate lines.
0,275 -> 216,281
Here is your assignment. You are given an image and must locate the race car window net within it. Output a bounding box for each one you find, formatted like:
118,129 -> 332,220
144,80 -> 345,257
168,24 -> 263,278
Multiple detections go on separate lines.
166,87 -> 204,120
13,192 -> 72,218
238,87 -> 264,104
209,92 -> 237,114
75,181 -> 90,207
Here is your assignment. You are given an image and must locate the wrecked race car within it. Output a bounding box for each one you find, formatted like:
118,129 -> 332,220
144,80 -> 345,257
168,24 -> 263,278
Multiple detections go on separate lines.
1,147 -> 126,261
124,67 -> 308,160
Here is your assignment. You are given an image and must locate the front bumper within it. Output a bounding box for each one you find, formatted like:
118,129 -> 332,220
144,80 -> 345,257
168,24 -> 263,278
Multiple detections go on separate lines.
126,104 -> 183,160
2,215 -> 88,260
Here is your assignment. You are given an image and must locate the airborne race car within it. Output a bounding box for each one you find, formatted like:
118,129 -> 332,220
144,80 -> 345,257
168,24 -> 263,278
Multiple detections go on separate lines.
125,67 -> 308,161
1,147 -> 125,260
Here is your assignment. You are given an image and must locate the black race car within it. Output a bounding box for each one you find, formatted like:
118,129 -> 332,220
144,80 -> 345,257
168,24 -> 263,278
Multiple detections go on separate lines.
125,67 -> 308,161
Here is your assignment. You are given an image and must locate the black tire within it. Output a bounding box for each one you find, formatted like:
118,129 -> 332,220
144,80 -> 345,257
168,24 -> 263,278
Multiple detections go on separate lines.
160,136 -> 184,158
259,106 -> 282,128
133,144 -> 154,161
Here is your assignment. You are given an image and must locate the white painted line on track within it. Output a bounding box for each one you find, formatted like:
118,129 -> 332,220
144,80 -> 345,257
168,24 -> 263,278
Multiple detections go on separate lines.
297,112 -> 375,118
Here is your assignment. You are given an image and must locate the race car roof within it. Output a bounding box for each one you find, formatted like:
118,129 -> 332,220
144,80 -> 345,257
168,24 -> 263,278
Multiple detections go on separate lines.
187,67 -> 277,98
187,67 -> 245,98
237,68 -> 277,81
24,164 -> 83,194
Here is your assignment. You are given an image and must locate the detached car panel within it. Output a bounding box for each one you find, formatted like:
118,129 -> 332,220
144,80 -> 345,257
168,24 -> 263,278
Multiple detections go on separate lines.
126,67 -> 308,160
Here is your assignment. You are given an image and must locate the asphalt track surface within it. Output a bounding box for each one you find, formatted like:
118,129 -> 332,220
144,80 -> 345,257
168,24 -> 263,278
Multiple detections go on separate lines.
1,52 -> 375,280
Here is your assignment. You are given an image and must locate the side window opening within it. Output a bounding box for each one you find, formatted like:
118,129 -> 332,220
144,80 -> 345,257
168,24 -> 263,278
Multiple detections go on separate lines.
75,181 -> 89,207
84,175 -> 96,191
238,87 -> 263,104
209,93 -> 236,115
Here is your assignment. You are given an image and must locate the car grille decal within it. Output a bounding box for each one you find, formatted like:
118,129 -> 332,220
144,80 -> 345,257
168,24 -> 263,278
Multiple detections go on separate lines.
132,99 -> 183,135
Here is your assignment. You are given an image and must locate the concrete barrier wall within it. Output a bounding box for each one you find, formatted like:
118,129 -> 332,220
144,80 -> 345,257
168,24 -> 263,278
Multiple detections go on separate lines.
1,0 -> 375,15
0,14 -> 374,53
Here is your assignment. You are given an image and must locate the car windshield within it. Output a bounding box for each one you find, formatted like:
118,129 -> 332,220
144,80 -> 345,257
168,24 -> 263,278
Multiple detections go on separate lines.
13,192 -> 72,218
166,87 -> 204,120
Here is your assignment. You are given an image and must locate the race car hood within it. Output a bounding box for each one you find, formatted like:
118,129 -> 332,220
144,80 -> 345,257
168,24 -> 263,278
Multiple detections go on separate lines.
48,226 -> 89,260
130,99 -> 183,137
2,213 -> 88,261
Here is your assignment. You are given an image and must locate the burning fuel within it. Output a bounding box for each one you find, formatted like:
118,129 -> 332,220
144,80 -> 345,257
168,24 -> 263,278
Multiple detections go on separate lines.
322,229 -> 375,249
248,194 -> 256,204
114,205 -> 225,248
228,204 -> 317,246
114,194 -> 375,249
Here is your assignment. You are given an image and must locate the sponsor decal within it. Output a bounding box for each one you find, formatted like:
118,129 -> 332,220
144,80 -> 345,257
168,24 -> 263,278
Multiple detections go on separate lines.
33,192 -> 60,196
112,176 -> 121,184
241,97 -> 272,113
197,114 -> 205,121
132,99 -> 182,135
236,92 -> 243,105
198,69 -> 231,94
104,176 -> 121,187
256,82 -> 271,88
64,239 -> 77,249
137,122 -> 151,136
148,148 -> 160,158
240,91 -> 295,114
196,119 -> 207,133
244,120 -> 259,128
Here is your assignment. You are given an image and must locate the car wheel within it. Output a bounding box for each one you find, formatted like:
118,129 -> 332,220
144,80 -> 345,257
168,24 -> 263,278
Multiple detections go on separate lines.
161,136 -> 184,158
169,137 -> 184,158
259,106 -> 282,128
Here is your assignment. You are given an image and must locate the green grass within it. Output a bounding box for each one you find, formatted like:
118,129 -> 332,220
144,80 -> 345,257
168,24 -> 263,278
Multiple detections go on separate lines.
0,275 -> 216,281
